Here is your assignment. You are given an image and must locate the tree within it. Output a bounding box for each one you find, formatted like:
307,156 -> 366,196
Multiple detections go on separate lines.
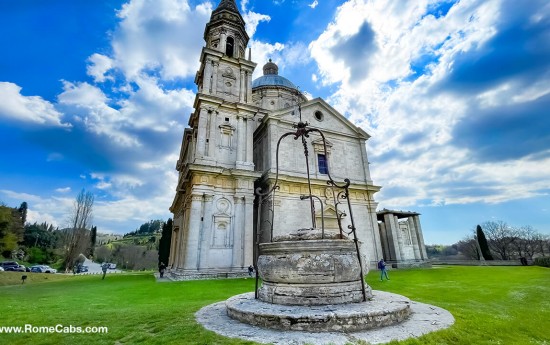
456,236 -> 480,260
158,218 -> 172,266
0,204 -> 25,258
514,226 -> 540,259
476,225 -> 494,260
62,189 -> 94,269
18,202 -> 28,225
482,221 -> 518,260
89,226 -> 97,257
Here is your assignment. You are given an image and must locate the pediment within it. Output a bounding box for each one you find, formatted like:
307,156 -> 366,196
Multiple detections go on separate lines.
270,98 -> 370,139
315,204 -> 346,218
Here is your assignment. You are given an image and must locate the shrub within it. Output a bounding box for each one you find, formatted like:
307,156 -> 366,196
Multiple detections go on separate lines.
534,257 -> 550,267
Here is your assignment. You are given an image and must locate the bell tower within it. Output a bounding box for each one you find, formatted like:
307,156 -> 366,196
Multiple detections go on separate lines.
169,0 -> 261,276
191,0 -> 257,167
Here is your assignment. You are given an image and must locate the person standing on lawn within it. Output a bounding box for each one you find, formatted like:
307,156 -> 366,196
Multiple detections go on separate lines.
378,258 -> 390,281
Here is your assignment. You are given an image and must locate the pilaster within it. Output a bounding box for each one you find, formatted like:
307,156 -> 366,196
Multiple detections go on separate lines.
408,217 -> 421,260
394,216 -> 406,260
183,194 -> 204,270
232,195 -> 245,268
243,196 -> 255,267
412,215 -> 428,259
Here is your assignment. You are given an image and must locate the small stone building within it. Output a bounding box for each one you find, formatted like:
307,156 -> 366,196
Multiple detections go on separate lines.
168,0 -> 429,278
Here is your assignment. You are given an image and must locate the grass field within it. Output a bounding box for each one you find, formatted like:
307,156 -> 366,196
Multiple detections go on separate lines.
0,266 -> 549,345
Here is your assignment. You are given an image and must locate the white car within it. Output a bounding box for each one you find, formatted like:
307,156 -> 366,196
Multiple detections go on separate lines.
0,266 -> 4,271
30,265 -> 57,273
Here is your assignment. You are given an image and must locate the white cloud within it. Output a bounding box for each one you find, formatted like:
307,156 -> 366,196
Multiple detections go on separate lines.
309,0 -> 319,9
243,11 -> 271,37
87,53 -> 115,83
107,0 -> 212,81
57,81 -> 140,147
0,82 -> 70,127
55,187 -> 72,193
306,0 -> 550,211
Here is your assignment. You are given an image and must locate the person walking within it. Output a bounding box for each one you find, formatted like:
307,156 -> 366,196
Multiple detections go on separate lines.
101,263 -> 108,280
248,265 -> 254,277
378,258 -> 390,281
159,262 -> 166,278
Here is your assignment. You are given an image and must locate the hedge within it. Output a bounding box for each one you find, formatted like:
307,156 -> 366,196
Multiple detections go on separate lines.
534,257 -> 550,267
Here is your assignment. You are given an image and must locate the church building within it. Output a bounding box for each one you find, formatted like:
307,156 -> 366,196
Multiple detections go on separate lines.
168,0 -> 428,279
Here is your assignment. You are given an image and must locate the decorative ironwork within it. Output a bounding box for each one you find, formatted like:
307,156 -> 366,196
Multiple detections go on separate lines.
254,107 -> 368,302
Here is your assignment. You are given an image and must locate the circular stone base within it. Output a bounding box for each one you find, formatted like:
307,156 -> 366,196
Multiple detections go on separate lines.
226,291 -> 411,332
196,290 -> 455,345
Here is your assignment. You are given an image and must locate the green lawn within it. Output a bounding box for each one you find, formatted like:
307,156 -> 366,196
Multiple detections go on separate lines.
0,266 -> 548,345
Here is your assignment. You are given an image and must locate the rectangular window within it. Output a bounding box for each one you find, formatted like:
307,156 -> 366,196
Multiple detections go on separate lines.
318,154 -> 328,174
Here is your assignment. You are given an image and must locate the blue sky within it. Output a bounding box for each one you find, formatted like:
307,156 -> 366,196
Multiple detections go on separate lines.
0,0 -> 548,244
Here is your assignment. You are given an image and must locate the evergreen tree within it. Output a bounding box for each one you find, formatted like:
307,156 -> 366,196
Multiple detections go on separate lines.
18,202 -> 28,225
476,225 -> 494,260
158,218 -> 172,266
90,226 -> 97,257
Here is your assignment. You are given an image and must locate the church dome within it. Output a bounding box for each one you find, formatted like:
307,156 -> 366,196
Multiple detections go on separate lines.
252,60 -> 298,91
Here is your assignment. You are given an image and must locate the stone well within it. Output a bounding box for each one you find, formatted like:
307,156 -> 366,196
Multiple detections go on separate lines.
221,229 -> 412,332
257,236 -> 372,305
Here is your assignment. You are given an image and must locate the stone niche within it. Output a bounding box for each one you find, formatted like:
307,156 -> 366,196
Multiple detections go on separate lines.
256,229 -> 372,306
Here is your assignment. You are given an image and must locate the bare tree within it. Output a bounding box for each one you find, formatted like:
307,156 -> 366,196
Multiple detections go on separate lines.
456,235 -> 480,260
531,232 -> 549,257
62,189 -> 94,269
482,221 -> 518,260
513,226 -> 540,259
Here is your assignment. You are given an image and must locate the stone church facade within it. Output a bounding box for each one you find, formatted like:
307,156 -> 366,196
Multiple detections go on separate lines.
168,0 -> 428,278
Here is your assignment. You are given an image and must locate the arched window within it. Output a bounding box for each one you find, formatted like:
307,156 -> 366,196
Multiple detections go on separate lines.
226,37 -> 234,57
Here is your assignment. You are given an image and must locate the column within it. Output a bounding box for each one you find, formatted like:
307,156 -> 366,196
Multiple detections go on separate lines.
367,200 -> 383,264
236,116 -> 245,163
232,195 -> 245,269
394,216 -> 406,260
212,61 -> 219,95
408,217 -> 421,260
383,213 -> 401,261
246,71 -> 252,103
246,117 -> 254,165
175,221 -> 184,268
203,59 -> 213,94
412,215 -> 428,260
239,70 -> 245,103
168,229 -> 176,267
196,108 -> 208,157
378,222 -> 389,261
183,195 -> 203,270
220,29 -> 227,54
198,195 -> 213,270
207,111 -> 217,158
243,195 -> 254,267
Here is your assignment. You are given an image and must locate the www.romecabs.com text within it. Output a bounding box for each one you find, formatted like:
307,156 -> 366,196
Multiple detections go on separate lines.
0,324 -> 108,334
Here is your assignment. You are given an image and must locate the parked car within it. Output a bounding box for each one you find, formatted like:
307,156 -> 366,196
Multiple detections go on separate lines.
1,261 -> 26,272
0,266 -> 4,271
79,265 -> 88,273
30,265 -> 57,273
41,265 -> 57,274
108,263 -> 116,269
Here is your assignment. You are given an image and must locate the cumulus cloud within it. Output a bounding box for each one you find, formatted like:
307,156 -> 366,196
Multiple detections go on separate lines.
308,0 -> 550,209
57,81 -> 139,147
0,82 -> 70,127
87,53 -> 115,83
107,0 -> 212,81
309,0 -> 319,9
